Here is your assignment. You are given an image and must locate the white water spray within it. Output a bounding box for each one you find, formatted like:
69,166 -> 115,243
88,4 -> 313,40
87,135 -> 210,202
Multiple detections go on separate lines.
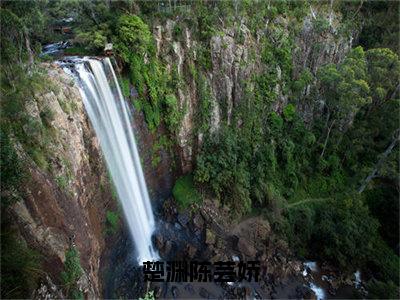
63,57 -> 158,262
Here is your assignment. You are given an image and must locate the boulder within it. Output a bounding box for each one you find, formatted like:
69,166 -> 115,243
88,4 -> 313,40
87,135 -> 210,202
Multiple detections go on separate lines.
177,211 -> 190,227
296,285 -> 315,299
163,198 -> 177,222
253,219 -> 271,239
237,237 -> 257,258
171,286 -> 179,299
193,213 -> 204,230
184,284 -> 195,294
199,287 -> 215,299
163,240 -> 173,257
186,244 -> 197,259
155,234 -> 164,250
205,229 -> 216,245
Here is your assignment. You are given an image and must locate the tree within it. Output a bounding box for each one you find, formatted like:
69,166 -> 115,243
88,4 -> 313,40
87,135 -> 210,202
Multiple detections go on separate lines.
365,48 -> 400,111
317,46 -> 371,158
312,194 -> 379,269
114,14 -> 152,62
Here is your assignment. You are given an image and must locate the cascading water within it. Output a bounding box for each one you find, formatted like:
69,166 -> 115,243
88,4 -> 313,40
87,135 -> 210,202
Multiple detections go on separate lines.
62,57 -> 158,262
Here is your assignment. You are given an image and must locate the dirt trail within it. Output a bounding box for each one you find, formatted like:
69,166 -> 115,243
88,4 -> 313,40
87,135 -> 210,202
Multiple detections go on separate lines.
287,198 -> 328,208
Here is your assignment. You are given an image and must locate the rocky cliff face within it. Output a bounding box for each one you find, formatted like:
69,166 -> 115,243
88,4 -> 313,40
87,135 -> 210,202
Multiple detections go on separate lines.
153,7 -> 354,172
9,65 -> 116,298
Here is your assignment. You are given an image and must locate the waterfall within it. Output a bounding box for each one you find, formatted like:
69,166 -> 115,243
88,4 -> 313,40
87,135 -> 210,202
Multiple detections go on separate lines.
62,57 -> 158,262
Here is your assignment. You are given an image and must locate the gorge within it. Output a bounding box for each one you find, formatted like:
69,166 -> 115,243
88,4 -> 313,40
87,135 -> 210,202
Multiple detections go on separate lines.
1,1 -> 399,299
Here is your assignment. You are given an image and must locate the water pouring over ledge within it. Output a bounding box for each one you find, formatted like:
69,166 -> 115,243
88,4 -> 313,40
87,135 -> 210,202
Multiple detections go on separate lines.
61,57 -> 158,263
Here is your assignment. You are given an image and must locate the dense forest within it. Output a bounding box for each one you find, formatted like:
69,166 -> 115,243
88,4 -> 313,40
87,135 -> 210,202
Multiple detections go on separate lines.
1,0 -> 399,299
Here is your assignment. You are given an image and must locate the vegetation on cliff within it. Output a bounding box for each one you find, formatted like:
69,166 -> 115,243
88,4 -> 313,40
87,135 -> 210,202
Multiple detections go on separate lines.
1,0 -> 399,299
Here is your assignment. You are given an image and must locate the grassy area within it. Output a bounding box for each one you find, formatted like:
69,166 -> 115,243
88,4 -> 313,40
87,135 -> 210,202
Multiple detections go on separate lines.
172,174 -> 201,209
63,46 -> 93,56
61,247 -> 83,299
105,211 -> 119,235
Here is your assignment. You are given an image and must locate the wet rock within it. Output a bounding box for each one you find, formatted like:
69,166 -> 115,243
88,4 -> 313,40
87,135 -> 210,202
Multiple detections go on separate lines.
244,286 -> 252,299
260,253 -> 268,262
177,211 -> 190,226
237,237 -> 257,258
155,234 -> 164,250
171,286 -> 179,299
330,277 -> 340,290
199,287 -> 215,299
296,285 -> 314,299
186,244 -> 197,259
154,286 -> 162,298
210,254 -> 222,263
328,286 -> 337,296
290,260 -> 302,274
163,240 -> 173,257
33,275 -> 64,299
163,198 -> 177,222
193,213 -> 204,230
184,283 -> 195,294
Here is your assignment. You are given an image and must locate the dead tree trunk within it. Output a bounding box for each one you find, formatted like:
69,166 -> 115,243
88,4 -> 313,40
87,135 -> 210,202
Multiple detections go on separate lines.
320,119 -> 336,159
358,129 -> 400,193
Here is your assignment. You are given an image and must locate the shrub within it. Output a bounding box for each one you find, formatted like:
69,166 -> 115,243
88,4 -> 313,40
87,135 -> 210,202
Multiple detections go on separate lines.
114,15 -> 152,62
366,280 -> 399,299
139,290 -> 155,300
1,226 -> 41,299
283,103 -> 296,122
164,94 -> 182,133
105,211 -> 119,234
311,195 -> 380,270
61,247 -> 83,299
172,174 -> 201,209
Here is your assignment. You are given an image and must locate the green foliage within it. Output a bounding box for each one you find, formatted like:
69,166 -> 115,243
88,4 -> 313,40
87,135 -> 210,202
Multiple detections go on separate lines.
195,127 -> 251,215
139,290 -> 155,300
56,175 -> 69,190
62,247 -> 83,299
114,14 -> 182,133
173,174 -> 201,210
313,16 -> 330,34
367,233 -> 399,284
151,135 -> 172,168
0,8 -> 28,64
115,15 -> 152,61
292,69 -> 313,96
119,76 -> 131,98
75,23 -> 110,53
63,45 -> 92,56
285,194 -> 392,273
164,94 -> 183,134
365,48 -> 399,108
105,211 -> 119,235
312,195 -> 379,269
317,47 -> 371,126
357,1 -> 400,55
40,106 -> 55,127
0,130 -> 26,207
193,71 -> 212,133
1,222 -> 41,299
365,186 -> 399,250
173,23 -> 183,40
283,104 -> 296,122
366,280 -> 399,299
